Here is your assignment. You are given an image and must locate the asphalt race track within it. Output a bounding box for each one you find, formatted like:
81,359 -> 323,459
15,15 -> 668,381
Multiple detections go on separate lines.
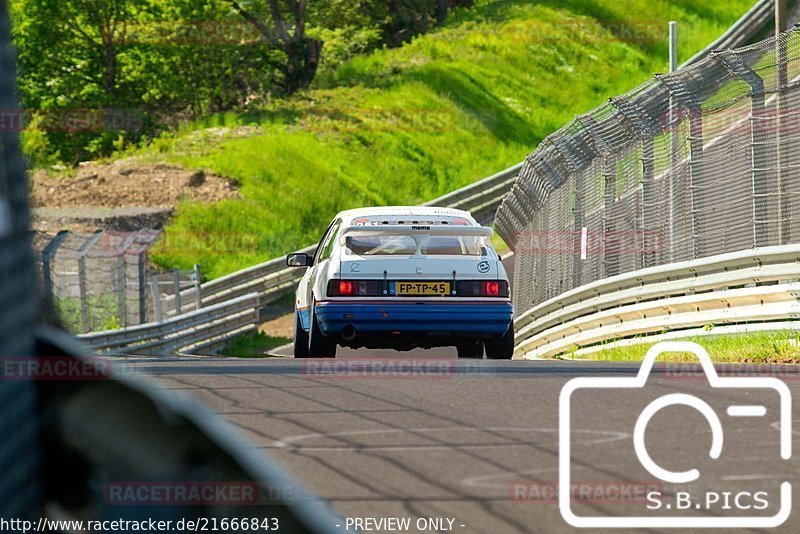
123,355 -> 800,533
117,253 -> 800,533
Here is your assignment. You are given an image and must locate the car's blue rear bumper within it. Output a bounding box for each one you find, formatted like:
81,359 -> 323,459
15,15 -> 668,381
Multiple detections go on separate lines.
312,300 -> 513,337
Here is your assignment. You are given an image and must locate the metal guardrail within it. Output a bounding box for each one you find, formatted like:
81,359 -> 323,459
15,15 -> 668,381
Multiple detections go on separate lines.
81,292 -> 261,355
515,244 -> 800,359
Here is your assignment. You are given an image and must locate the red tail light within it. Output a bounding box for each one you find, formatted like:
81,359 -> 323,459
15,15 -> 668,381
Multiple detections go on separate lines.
455,280 -> 508,297
482,281 -> 500,296
339,280 -> 355,296
327,280 -> 382,297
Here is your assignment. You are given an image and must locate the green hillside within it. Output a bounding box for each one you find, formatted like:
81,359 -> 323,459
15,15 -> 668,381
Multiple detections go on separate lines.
138,0 -> 754,279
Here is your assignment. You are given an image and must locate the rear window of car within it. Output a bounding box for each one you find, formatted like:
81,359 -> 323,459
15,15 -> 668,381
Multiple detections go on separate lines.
422,236 -> 484,256
346,235 -> 417,255
345,235 -> 486,256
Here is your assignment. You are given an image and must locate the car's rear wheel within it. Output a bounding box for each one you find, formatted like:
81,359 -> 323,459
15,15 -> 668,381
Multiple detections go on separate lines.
308,304 -> 337,358
293,312 -> 310,358
485,323 -> 514,360
457,341 -> 483,359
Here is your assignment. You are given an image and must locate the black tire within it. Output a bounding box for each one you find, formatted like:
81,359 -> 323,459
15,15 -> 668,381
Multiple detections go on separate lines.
457,341 -> 483,359
293,312 -> 310,358
308,304 -> 337,358
485,323 -> 514,360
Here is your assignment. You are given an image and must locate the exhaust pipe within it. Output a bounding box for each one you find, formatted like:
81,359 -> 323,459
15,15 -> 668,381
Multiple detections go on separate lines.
342,325 -> 357,341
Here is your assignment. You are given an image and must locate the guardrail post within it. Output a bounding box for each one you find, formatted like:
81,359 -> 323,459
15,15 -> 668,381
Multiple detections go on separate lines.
41,230 -> 70,310
173,267 -> 182,315
193,264 -> 202,309
151,274 -> 163,323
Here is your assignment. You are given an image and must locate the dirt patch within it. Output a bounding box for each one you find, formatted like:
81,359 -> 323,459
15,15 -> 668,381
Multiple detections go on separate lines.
259,313 -> 294,340
31,161 -> 239,209
29,160 -> 239,233
32,206 -> 174,233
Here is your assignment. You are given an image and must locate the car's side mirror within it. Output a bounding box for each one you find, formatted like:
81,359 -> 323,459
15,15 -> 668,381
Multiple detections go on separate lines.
286,253 -> 312,267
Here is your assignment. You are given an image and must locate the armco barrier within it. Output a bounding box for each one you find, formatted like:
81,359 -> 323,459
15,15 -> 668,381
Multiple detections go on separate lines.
81,292 -> 261,355
514,244 -> 800,359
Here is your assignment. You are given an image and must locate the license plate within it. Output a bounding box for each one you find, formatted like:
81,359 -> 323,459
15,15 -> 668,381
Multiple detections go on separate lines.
393,281 -> 451,296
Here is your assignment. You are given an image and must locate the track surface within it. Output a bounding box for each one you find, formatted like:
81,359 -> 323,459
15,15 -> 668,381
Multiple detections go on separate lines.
125,354 -> 800,533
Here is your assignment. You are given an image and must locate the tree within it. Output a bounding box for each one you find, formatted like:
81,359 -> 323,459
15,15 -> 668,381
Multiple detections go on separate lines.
437,0 -> 473,26
364,0 -> 474,47
49,0 -> 133,97
227,0 -> 322,94
436,0 -> 448,26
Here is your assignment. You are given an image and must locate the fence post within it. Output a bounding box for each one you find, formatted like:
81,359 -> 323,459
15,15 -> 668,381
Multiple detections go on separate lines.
41,230 -> 70,310
137,253 -> 146,324
602,155 -> 618,278
150,274 -> 162,323
193,264 -> 202,310
640,136 -> 656,266
775,28 -> 789,244
655,75 -> 704,261
711,50 -> 769,248
76,230 -> 104,333
577,114 -> 617,279
668,21 -> 678,263
173,267 -> 182,315
686,110 -> 703,259
552,136 -> 585,292
116,255 -> 127,328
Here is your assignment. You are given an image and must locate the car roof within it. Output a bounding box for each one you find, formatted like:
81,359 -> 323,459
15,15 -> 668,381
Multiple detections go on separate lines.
334,206 -> 479,226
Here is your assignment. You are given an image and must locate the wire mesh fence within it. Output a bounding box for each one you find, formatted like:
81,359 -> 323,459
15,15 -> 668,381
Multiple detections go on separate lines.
0,1 -> 41,519
32,229 -> 202,334
496,27 -> 800,316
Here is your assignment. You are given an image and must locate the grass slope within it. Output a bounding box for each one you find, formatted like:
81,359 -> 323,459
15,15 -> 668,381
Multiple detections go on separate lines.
570,331 -> 800,364
138,0 -> 755,278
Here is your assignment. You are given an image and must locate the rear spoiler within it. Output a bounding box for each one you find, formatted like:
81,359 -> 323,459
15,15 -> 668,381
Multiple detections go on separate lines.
340,225 -> 494,238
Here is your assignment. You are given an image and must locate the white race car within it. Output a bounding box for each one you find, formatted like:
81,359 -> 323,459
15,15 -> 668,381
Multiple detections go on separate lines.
286,207 -> 514,359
